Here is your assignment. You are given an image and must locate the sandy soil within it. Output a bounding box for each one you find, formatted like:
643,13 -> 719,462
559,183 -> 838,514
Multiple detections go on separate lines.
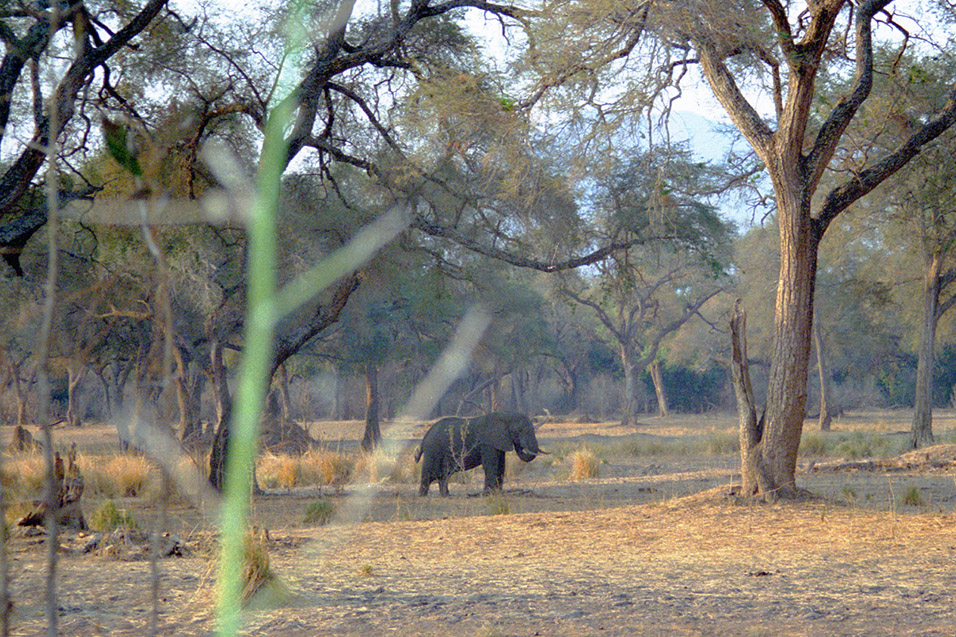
4,412 -> 956,635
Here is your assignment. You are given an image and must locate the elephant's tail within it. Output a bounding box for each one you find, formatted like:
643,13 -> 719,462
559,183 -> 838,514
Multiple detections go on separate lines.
413,445 -> 423,463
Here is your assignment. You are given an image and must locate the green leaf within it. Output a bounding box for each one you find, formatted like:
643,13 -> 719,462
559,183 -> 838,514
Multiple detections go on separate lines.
102,118 -> 142,177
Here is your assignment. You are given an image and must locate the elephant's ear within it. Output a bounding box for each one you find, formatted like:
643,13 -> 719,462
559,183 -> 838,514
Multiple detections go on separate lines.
475,414 -> 514,452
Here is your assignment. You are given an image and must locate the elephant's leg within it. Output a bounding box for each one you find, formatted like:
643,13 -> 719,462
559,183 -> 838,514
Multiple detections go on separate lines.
418,458 -> 433,496
437,457 -> 451,496
481,448 -> 505,492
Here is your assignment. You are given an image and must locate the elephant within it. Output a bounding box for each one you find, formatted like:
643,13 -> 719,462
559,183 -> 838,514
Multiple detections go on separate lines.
414,412 -> 547,496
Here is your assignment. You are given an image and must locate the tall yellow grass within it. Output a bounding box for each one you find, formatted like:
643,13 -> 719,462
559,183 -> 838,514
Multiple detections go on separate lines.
1,452 -> 155,500
569,447 -> 601,480
256,449 -> 354,489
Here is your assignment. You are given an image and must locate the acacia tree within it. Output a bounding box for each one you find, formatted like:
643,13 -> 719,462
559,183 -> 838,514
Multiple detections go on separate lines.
898,154 -> 956,447
525,0 -> 956,496
558,153 -> 734,425
851,57 -> 956,448
0,0 -> 168,263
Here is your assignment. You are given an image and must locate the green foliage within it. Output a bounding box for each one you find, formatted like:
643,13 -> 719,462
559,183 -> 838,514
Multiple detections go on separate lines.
485,493 -> 511,515
799,434 -> 829,457
90,500 -> 138,532
357,564 -> 374,577
800,431 -> 904,460
303,498 -> 335,525
900,486 -> 924,507
102,118 -> 143,177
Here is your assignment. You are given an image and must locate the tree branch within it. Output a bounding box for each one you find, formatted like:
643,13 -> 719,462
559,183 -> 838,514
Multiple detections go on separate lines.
816,83 -> 956,230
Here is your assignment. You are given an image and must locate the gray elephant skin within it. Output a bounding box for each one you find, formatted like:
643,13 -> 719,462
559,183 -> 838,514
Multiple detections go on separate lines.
414,412 -> 546,496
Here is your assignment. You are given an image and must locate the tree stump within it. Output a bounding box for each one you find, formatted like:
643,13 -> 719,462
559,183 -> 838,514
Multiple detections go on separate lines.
7,425 -> 41,453
17,443 -> 87,530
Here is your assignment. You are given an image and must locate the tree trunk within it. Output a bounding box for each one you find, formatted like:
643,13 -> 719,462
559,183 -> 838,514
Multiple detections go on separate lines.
331,367 -> 343,420
65,365 -> 84,427
910,251 -> 941,449
361,361 -> 380,452
10,362 -> 30,427
813,320 -> 833,432
174,347 -> 202,442
208,340 -> 233,492
621,346 -> 640,427
730,302 -> 774,499
649,360 -> 669,417
276,362 -> 293,420
511,369 -> 528,415
759,191 -> 820,497
490,365 -> 506,412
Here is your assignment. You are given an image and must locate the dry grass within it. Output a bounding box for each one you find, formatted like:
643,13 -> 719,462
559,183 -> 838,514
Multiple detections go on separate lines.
241,528 -> 286,607
352,450 -> 417,484
257,449 -> 354,488
83,454 -> 154,497
2,452 -> 156,501
569,447 -> 601,480
2,415 -> 956,635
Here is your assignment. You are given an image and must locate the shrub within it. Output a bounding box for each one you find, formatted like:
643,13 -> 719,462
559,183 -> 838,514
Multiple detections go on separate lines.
485,493 -> 511,516
799,433 -> 829,457
90,500 -> 138,532
303,498 -> 335,525
901,486 -> 924,507
569,447 -> 600,480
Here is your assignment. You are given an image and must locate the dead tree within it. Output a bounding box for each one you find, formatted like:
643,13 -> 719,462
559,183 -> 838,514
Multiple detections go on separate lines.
730,301 -> 774,500
18,444 -> 86,530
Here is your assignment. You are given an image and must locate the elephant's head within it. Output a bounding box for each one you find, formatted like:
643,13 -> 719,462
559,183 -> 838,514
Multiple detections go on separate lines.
476,412 -> 547,461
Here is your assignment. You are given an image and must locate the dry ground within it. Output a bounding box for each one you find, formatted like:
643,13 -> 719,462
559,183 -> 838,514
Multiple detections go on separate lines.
4,411 -> 956,635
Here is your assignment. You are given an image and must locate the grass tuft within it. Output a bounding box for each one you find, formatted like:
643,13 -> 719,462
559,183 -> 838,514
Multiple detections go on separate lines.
900,486 -> 924,508
485,492 -> 511,515
241,528 -> 286,607
90,499 -> 138,532
303,498 -> 335,525
569,447 -> 601,480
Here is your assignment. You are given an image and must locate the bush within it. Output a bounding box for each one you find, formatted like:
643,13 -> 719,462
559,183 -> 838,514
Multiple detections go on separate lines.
90,500 -> 138,532
485,493 -> 511,516
353,451 -> 415,484
303,498 -> 335,525
900,486 -> 924,508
